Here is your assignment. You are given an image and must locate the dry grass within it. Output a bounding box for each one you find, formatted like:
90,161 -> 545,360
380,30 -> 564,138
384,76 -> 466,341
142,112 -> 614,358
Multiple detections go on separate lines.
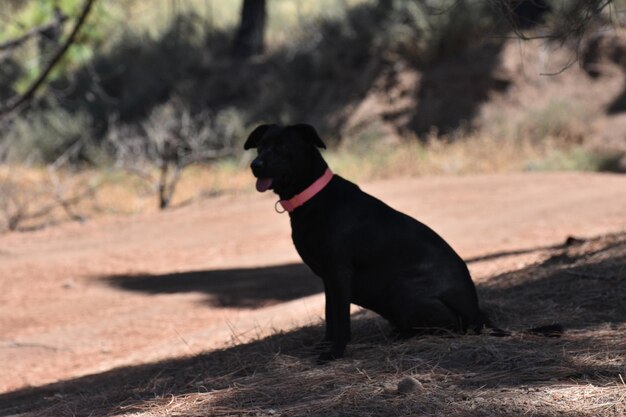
1,233 -> 624,417
0,165 -> 98,232
328,133 -> 619,181
0,160 -> 251,231
3,133 -> 618,233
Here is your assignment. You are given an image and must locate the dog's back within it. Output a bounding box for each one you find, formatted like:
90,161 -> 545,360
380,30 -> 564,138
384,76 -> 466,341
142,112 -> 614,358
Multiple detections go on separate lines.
290,174 -> 484,334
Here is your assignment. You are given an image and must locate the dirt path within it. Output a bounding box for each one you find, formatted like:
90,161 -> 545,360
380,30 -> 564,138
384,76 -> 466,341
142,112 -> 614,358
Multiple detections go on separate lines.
1,172 -> 625,393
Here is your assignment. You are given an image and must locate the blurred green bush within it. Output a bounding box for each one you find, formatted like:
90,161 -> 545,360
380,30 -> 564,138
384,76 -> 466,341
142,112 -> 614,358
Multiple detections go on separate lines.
0,0 -> 613,168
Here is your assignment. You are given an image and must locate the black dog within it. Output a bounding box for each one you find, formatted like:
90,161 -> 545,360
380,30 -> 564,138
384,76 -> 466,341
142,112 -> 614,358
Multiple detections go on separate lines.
245,124 -> 539,361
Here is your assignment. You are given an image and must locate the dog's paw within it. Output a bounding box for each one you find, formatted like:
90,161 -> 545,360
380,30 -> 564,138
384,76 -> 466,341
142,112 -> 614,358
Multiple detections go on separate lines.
317,350 -> 343,364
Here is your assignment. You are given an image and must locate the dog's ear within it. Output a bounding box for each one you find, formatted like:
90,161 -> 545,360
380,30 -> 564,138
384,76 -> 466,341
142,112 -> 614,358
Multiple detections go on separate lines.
290,124 -> 326,149
244,124 -> 276,150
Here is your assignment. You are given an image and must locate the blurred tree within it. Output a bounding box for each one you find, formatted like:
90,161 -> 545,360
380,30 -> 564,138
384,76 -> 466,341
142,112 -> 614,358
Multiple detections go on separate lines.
494,0 -> 614,41
502,0 -> 552,29
106,103 -> 241,209
38,7 -> 66,70
0,10 -> 68,55
0,0 -> 102,118
232,0 -> 266,59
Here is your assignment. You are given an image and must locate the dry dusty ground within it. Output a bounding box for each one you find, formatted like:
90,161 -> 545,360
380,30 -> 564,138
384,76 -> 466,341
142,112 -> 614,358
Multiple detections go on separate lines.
0,172 -> 625,416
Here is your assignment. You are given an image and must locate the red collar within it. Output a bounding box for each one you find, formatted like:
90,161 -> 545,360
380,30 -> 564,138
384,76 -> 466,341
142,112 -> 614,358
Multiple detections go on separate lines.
276,168 -> 333,213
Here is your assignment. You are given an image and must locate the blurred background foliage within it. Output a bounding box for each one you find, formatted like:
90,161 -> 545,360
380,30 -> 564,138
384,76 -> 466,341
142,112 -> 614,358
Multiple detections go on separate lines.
0,0 -> 621,161
0,0 -> 113,93
0,0 -> 624,223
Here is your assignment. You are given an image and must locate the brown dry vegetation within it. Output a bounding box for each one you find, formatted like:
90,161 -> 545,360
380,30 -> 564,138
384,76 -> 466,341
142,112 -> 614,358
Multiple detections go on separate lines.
1,230 -> 624,417
2,130 -> 622,234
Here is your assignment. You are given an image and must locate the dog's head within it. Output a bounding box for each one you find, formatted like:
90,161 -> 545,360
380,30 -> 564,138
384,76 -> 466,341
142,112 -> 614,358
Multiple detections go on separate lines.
244,124 -> 327,199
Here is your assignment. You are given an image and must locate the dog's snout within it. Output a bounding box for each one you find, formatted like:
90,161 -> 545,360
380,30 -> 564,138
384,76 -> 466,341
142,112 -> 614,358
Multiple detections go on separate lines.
251,159 -> 264,174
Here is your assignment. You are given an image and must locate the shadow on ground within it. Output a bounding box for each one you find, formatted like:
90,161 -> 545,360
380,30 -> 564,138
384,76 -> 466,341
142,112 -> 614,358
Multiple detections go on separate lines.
102,237 -> 580,310
478,235 -> 626,331
103,263 -> 321,309
2,233 -> 624,416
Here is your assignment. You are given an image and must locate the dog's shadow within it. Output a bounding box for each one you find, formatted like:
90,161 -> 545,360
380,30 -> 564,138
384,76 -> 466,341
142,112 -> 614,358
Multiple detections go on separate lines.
103,235 -> 626,322
103,263 -> 322,308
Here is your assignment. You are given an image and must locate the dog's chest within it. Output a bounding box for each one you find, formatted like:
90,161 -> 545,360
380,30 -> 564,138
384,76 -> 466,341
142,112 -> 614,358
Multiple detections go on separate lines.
291,218 -> 326,256
290,214 -> 338,274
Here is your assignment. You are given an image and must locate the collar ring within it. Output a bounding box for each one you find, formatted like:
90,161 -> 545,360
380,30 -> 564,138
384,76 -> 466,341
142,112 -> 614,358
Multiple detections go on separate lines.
274,200 -> 286,214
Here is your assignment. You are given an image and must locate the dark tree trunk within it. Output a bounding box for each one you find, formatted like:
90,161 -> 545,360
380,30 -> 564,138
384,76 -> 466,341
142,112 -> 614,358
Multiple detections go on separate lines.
232,0 -> 266,60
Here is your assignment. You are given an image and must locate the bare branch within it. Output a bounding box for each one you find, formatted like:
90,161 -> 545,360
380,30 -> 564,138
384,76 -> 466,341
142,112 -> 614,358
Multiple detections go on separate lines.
0,0 -> 97,119
47,166 -> 89,223
24,185 -> 95,225
120,166 -> 157,186
106,104 -> 239,210
0,170 -> 97,233
493,0 -> 615,43
179,148 -> 233,166
0,13 -> 68,52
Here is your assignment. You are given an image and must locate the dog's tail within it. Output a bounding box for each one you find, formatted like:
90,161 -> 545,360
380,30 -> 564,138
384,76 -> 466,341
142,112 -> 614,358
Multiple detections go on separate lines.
522,323 -> 564,337
477,310 -> 563,338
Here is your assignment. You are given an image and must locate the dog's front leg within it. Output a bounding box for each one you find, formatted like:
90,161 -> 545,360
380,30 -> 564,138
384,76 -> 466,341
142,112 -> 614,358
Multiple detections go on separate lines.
322,279 -> 335,343
318,270 -> 352,362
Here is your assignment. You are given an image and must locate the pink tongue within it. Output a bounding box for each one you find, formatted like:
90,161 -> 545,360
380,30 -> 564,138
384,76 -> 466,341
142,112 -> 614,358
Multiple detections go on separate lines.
256,178 -> 273,192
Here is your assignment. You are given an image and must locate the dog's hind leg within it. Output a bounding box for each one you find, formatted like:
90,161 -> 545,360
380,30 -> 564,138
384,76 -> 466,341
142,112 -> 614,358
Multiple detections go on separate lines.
390,297 -> 464,336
